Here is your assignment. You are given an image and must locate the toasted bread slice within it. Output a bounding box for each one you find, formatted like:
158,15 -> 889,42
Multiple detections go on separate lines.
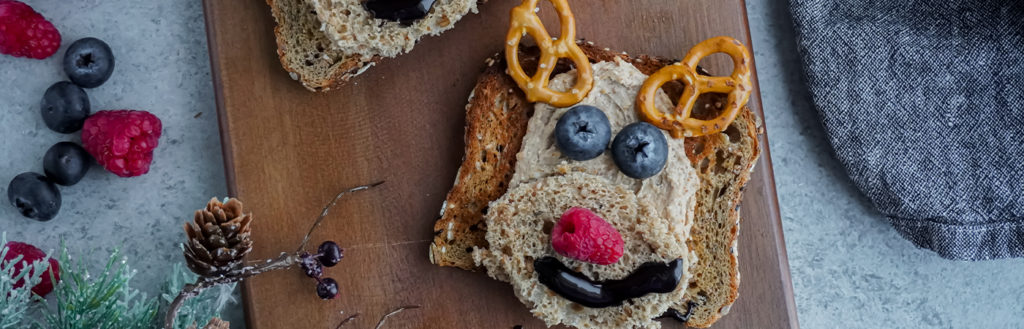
430,42 -> 762,327
267,0 -> 380,92
677,92 -> 761,327
428,53 -> 533,270
310,0 -> 481,59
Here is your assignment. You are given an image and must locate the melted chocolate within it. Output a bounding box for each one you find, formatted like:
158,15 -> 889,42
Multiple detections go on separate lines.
363,0 -> 436,25
533,257 -> 683,308
658,301 -> 698,323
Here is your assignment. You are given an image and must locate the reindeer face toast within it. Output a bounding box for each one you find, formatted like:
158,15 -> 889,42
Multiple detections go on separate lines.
431,0 -> 759,327
475,58 -> 702,328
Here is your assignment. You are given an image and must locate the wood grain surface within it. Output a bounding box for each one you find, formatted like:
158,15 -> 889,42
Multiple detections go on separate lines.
201,0 -> 798,328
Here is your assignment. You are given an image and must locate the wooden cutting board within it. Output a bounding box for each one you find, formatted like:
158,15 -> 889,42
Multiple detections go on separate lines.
201,0 -> 798,328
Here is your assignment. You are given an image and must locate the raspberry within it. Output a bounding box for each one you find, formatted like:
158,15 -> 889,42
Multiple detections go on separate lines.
0,1 -> 61,59
550,207 -> 624,265
81,110 -> 162,177
3,241 -> 60,297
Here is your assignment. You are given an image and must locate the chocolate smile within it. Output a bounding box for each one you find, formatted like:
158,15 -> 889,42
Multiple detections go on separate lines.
534,257 -> 684,308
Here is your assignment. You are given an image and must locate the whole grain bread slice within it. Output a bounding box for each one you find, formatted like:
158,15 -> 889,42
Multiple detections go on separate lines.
676,92 -> 761,327
266,0 -> 380,92
430,42 -> 762,327
428,52 -> 533,269
310,0 -> 482,59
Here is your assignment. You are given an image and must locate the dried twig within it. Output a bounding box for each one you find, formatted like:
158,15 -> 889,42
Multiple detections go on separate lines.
334,313 -> 360,329
375,305 -> 421,329
165,252 -> 303,329
164,182 -> 384,329
297,181 -> 385,252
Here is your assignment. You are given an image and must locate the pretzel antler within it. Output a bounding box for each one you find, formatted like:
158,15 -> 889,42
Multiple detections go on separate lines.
637,37 -> 753,138
505,0 -> 593,108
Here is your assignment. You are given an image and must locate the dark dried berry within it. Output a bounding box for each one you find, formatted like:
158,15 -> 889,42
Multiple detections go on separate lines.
317,241 -> 344,267
317,277 -> 339,300
299,252 -> 323,278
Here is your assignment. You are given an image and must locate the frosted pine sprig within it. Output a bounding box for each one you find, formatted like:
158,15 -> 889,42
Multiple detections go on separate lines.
36,242 -> 158,329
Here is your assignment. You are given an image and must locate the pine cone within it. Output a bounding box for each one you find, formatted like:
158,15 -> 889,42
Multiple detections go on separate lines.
183,197 -> 254,277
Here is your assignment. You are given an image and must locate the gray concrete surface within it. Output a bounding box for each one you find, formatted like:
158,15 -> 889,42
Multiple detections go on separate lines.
1,0 -> 1022,328
0,0 -> 241,326
746,0 -> 1024,328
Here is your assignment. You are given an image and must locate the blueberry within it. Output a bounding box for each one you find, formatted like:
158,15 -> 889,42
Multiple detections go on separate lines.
7,173 -> 62,221
316,277 -> 339,300
43,142 -> 92,186
317,241 -> 344,267
40,81 -> 91,134
63,38 -> 115,88
611,122 -> 669,179
554,105 -> 611,161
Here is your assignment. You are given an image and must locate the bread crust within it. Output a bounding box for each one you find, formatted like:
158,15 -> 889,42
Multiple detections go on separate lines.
679,101 -> 760,327
266,0 -> 381,92
429,53 -> 533,269
431,41 -> 762,328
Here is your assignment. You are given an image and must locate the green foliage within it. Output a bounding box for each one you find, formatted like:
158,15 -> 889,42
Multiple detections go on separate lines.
1,234 -> 237,329
161,263 -> 236,329
0,233 -> 50,329
35,242 -> 159,329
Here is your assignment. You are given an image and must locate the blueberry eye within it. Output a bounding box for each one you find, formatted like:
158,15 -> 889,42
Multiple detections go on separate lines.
611,122 -> 668,179
554,105 -> 612,161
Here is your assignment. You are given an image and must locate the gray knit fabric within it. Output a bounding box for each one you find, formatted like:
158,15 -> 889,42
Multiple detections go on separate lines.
788,0 -> 1024,260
